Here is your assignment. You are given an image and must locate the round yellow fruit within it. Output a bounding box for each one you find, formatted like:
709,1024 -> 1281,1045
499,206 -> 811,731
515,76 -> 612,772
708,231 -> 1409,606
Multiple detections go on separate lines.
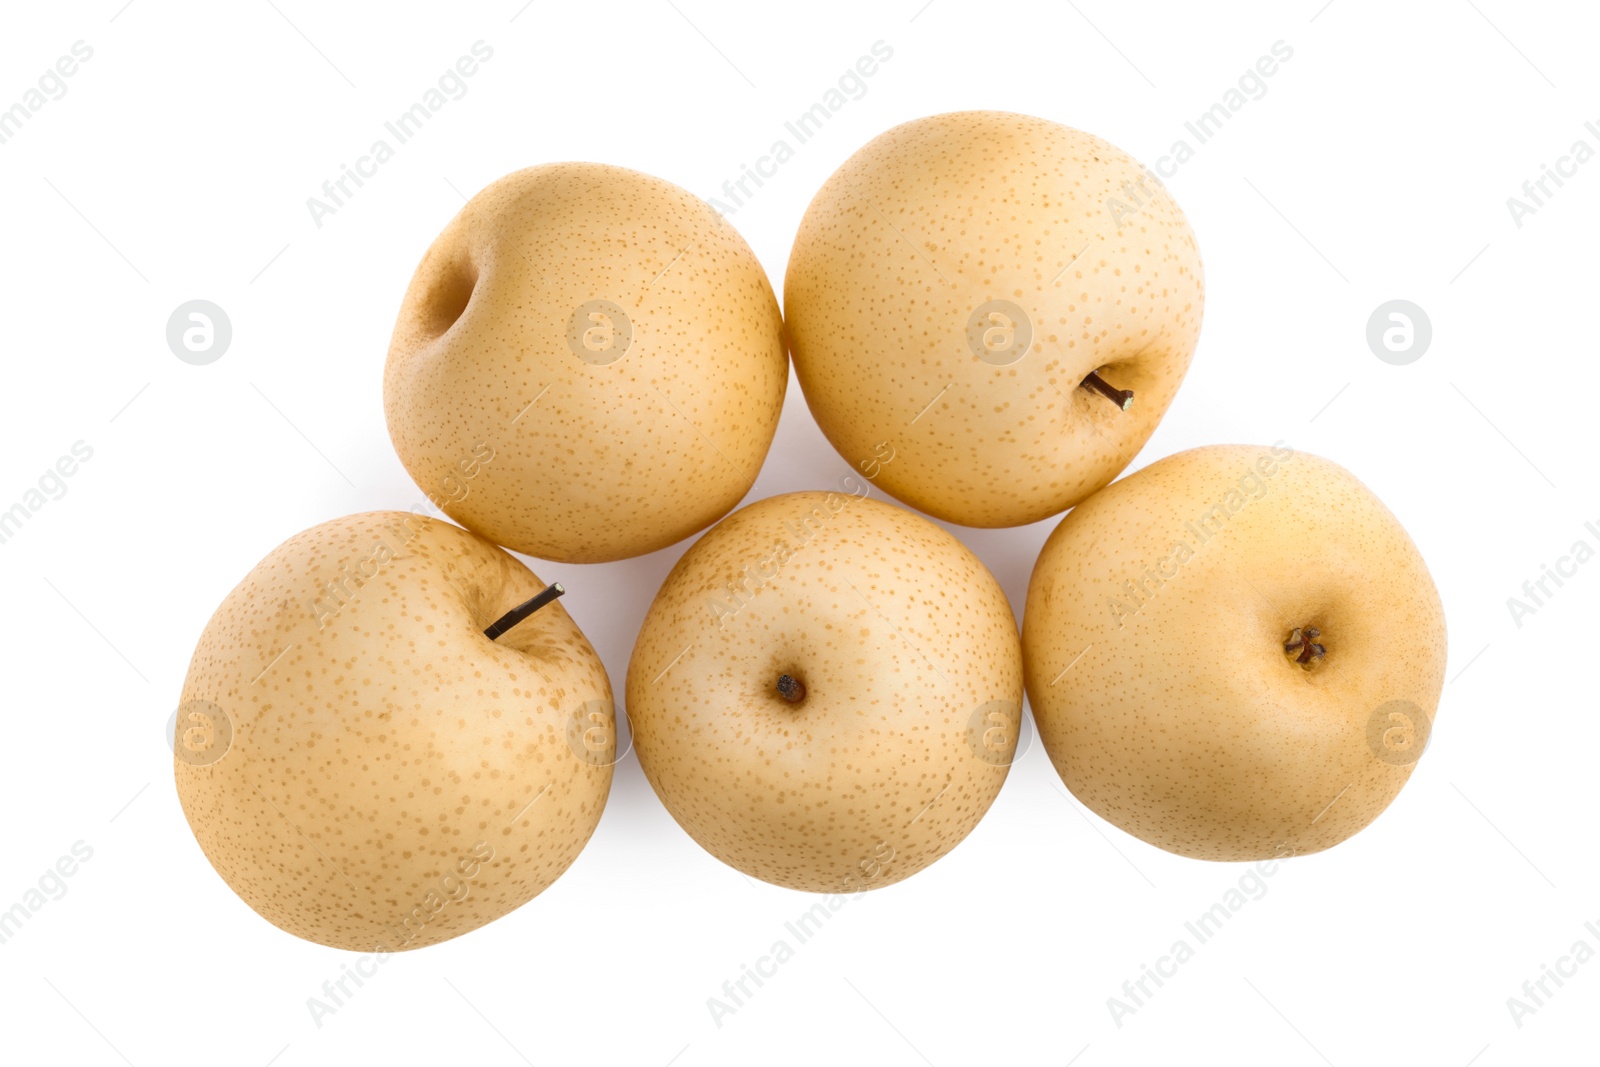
784,110 -> 1204,527
385,163 -> 787,563
174,512 -> 615,950
626,490 -> 1024,892
1022,444 -> 1447,861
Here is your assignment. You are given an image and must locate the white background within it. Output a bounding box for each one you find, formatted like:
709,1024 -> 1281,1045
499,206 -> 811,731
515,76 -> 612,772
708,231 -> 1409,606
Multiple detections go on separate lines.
0,1 -> 1594,1064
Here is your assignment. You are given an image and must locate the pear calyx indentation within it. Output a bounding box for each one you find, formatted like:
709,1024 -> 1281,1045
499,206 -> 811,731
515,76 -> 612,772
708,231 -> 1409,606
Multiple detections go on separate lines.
1284,626 -> 1326,669
776,674 -> 807,704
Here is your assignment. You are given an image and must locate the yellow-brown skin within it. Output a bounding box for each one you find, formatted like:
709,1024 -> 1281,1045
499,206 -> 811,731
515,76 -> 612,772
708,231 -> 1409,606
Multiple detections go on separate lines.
385,163 -> 787,563
1023,445 -> 1447,861
784,111 -> 1204,528
175,512 -> 613,950
626,491 -> 1023,892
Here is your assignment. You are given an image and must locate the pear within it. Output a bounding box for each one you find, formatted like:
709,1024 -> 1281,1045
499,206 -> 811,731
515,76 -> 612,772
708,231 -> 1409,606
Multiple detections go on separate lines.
784,110 -> 1203,528
626,490 -> 1024,891
1022,444 -> 1446,860
384,163 -> 787,563
174,511 -> 614,949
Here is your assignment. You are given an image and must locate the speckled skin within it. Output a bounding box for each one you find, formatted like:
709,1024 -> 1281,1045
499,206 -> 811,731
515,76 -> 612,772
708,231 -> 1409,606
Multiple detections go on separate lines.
1022,445 -> 1447,861
784,111 -> 1204,528
384,163 -> 787,563
625,491 -> 1023,892
175,512 -> 613,950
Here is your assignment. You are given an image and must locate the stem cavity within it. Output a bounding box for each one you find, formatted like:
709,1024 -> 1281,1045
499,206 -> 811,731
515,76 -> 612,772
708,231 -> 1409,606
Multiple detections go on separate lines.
1081,370 -> 1134,411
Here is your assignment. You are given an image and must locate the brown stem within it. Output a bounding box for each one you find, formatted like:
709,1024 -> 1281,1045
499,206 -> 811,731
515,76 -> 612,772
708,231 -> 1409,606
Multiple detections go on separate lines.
776,674 -> 806,703
1081,370 -> 1134,411
484,583 -> 564,641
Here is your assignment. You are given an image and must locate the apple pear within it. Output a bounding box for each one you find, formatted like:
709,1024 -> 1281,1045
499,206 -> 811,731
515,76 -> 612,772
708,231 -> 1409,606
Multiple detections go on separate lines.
174,511 -> 615,950
626,490 -> 1024,892
384,163 -> 787,563
1022,444 -> 1446,861
784,110 -> 1204,528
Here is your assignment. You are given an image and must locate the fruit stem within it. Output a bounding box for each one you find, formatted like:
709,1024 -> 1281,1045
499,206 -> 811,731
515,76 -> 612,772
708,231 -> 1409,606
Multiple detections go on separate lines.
484,583 -> 565,640
1081,370 -> 1134,411
776,674 -> 806,703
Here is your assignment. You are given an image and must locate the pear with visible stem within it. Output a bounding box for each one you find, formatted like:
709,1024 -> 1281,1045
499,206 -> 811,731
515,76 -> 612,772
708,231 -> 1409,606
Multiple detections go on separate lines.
175,512 -> 614,950
785,110 -> 1203,528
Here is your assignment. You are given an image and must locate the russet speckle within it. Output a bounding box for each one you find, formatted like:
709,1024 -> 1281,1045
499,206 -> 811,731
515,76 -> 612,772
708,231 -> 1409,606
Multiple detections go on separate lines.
625,492 -> 1023,892
174,512 -> 613,950
1022,446 -> 1448,861
384,162 -> 787,564
784,110 -> 1205,528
